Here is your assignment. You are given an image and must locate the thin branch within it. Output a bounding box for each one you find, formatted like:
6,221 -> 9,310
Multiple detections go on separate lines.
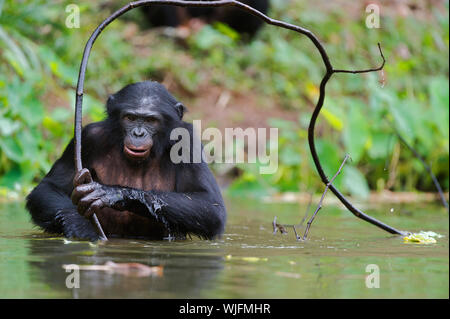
293,225 -> 299,240
333,43 -> 385,74
272,216 -> 277,234
301,154 -> 350,240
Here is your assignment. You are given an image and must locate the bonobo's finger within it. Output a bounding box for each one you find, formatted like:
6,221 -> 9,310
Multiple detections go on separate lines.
85,199 -> 105,219
71,183 -> 98,206
77,189 -> 106,215
73,168 -> 93,187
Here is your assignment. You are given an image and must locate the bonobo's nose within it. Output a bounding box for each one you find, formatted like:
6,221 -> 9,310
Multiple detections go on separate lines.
132,127 -> 145,138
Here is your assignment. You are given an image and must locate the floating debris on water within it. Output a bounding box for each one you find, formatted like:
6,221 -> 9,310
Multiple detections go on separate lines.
403,231 -> 444,244
419,231 -> 444,238
275,271 -> 301,279
225,255 -> 268,262
62,261 -> 163,277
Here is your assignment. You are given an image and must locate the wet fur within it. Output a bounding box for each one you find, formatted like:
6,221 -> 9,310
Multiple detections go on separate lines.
88,128 -> 175,238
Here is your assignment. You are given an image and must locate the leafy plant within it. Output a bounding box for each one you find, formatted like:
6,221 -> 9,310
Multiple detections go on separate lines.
0,0 -> 448,200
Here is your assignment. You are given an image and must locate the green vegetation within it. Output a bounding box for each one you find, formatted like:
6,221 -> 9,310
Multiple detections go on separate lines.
0,0 -> 448,199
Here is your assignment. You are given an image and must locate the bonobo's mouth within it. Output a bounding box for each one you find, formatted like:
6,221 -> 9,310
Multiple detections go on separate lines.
124,144 -> 151,160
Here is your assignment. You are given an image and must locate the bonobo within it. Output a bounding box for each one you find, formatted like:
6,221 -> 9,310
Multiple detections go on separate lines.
26,81 -> 226,241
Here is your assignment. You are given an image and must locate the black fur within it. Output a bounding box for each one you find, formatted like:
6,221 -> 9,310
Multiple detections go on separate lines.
26,81 -> 226,241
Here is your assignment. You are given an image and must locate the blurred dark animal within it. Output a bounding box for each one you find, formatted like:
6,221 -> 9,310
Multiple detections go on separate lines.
140,0 -> 270,38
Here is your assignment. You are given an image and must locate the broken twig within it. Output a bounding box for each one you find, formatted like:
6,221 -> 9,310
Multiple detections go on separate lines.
272,216 -> 288,234
301,154 -> 350,240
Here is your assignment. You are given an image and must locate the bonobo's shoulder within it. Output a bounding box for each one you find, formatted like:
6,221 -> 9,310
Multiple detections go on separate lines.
55,122 -> 108,165
80,121 -> 112,151
81,122 -> 108,144
82,122 -> 106,138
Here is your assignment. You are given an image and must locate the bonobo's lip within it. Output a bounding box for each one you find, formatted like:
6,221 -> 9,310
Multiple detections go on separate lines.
124,145 -> 151,159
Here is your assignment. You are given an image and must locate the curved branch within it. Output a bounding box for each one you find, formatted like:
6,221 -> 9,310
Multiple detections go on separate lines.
75,0 -> 407,238
307,44 -> 407,236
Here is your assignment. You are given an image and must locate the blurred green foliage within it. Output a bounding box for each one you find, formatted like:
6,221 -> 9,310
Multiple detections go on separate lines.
0,0 -> 448,198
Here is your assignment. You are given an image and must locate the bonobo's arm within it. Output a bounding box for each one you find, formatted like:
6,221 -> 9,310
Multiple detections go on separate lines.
26,138 -> 99,240
73,162 -> 226,239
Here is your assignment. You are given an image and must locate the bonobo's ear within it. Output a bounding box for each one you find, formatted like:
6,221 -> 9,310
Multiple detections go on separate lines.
174,102 -> 187,120
106,94 -> 116,117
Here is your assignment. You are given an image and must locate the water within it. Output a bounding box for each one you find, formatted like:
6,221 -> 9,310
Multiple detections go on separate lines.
0,197 -> 448,298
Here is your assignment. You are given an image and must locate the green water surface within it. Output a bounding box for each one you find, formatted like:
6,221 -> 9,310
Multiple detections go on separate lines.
0,197 -> 448,298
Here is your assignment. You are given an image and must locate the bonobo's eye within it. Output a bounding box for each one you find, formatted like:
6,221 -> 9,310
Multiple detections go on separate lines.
124,114 -> 137,122
144,116 -> 159,124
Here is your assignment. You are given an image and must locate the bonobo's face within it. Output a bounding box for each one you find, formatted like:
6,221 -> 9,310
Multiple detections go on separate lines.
108,81 -> 185,162
120,106 -> 162,161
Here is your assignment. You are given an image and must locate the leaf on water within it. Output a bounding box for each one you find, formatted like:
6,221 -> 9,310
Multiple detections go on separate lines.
403,231 -> 443,244
419,231 -> 444,238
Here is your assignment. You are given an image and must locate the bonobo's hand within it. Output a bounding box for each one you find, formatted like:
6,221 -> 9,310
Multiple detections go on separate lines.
71,168 -> 124,218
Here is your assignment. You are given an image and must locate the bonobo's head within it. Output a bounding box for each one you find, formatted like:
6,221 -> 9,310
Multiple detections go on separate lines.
106,81 -> 186,162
